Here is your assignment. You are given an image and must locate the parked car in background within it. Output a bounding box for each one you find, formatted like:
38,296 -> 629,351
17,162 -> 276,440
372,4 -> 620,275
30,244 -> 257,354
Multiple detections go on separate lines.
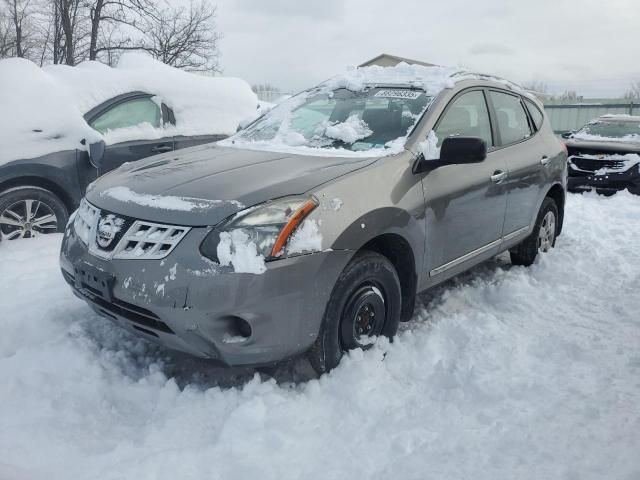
60,63 -> 567,374
0,54 -> 259,241
564,115 -> 640,195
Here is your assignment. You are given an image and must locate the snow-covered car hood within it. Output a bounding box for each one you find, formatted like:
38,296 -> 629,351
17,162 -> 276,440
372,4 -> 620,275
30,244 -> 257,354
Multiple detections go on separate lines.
86,144 -> 377,226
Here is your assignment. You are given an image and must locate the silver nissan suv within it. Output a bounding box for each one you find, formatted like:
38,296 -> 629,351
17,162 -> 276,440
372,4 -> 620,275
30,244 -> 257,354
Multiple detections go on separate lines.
60,65 -> 567,374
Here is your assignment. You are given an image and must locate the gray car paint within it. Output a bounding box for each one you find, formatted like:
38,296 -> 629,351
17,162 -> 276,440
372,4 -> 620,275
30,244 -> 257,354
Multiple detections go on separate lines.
61,78 -> 567,367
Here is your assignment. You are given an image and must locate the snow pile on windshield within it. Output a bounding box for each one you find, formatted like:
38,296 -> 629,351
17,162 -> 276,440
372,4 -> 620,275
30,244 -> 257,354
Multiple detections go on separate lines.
324,114 -> 373,144
221,63 -> 456,158
0,54 -> 258,165
0,58 -> 101,165
217,229 -> 267,274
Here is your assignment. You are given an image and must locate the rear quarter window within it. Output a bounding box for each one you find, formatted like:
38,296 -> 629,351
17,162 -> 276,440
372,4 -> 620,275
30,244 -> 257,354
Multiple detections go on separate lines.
524,98 -> 544,131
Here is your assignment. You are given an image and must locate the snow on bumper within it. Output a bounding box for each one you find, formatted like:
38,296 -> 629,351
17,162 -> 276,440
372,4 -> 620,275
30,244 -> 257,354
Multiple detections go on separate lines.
59,224 -> 351,366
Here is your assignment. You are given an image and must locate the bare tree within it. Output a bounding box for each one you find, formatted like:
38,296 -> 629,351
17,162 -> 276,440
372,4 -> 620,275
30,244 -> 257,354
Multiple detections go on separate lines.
1,0 -> 222,72
623,81 -> 640,100
0,3 -> 16,58
138,0 -> 221,72
559,90 -> 580,101
3,0 -> 37,58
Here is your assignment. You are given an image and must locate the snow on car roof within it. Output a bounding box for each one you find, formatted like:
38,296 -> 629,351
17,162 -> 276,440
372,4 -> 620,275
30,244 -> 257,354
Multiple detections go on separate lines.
0,54 -> 259,164
321,62 -> 524,96
45,53 -> 258,136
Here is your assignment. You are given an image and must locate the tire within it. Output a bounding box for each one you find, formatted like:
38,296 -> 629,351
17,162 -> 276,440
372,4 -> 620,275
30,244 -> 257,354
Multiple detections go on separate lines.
0,186 -> 68,241
308,251 -> 402,374
595,188 -> 616,197
509,197 -> 558,267
628,184 -> 640,196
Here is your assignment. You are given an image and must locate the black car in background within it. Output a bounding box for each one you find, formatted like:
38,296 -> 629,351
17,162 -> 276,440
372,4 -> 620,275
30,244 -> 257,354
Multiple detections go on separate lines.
0,91 -> 255,241
564,115 -> 640,195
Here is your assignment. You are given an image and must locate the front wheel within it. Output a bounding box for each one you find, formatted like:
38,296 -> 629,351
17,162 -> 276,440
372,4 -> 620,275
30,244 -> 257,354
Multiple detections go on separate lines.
509,197 -> 558,267
308,251 -> 401,374
0,186 -> 68,241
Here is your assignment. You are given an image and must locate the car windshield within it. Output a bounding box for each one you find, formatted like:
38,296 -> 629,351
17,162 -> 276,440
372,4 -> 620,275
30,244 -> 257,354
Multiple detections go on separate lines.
226,87 -> 431,155
578,120 -> 640,139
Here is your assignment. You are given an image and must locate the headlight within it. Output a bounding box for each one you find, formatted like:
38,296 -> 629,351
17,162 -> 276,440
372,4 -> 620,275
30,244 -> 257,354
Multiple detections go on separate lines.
200,196 -> 318,262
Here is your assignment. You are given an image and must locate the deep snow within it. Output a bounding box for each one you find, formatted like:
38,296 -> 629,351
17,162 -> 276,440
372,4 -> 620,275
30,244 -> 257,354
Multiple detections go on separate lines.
1,193 -> 640,480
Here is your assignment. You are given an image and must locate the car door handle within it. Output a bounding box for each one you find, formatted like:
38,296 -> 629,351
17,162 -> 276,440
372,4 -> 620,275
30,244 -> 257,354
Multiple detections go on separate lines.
540,155 -> 551,166
490,171 -> 508,183
151,145 -> 173,153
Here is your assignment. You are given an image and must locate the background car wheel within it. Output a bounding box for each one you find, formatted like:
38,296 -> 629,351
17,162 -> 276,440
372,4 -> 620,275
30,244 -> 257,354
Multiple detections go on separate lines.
0,186 -> 68,241
509,197 -> 558,267
308,250 -> 401,375
596,188 -> 617,197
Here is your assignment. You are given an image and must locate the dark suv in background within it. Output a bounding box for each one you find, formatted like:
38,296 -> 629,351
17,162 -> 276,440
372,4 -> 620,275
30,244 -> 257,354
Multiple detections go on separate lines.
564,115 -> 640,195
0,91 -> 243,241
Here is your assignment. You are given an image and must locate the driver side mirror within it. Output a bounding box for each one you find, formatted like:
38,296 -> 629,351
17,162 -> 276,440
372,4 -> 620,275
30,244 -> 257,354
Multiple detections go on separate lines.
413,136 -> 487,174
88,140 -> 106,168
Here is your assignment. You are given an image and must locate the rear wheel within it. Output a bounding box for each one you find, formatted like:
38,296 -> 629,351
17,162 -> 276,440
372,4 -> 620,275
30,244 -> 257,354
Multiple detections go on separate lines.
628,184 -> 640,196
308,251 -> 401,374
0,187 -> 68,241
509,197 -> 558,267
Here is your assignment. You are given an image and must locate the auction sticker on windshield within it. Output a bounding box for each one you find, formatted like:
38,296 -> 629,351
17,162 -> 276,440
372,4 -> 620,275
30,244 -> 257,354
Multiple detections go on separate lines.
374,89 -> 423,99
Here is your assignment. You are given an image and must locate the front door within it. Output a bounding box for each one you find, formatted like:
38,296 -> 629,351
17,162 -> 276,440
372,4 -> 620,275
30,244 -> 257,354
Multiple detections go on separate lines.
421,89 -> 508,279
86,94 -> 175,175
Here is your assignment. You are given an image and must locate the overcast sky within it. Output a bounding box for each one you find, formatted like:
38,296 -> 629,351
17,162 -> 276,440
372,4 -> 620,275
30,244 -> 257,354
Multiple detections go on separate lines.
213,0 -> 640,98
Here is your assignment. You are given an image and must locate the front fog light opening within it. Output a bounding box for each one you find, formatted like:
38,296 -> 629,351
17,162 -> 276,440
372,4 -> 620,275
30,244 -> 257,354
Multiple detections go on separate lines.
221,316 -> 252,344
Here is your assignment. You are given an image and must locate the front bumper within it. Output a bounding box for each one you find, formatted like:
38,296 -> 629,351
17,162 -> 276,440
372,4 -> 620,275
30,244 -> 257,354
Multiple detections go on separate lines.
60,224 -> 352,367
568,162 -> 640,192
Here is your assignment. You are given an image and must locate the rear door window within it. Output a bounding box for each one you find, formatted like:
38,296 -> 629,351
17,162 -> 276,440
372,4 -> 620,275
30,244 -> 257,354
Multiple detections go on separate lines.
490,91 -> 532,146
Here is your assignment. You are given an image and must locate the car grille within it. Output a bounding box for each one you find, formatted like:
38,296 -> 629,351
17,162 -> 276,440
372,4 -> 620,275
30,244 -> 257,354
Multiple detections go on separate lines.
570,156 -> 627,172
73,198 -> 190,260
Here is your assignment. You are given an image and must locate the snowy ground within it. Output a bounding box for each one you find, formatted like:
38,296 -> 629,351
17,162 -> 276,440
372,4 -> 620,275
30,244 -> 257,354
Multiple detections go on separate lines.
1,192 -> 640,480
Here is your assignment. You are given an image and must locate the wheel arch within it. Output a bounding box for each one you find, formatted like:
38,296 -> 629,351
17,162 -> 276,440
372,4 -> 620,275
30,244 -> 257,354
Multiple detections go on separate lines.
544,183 -> 565,236
359,233 -> 417,322
0,175 -> 75,214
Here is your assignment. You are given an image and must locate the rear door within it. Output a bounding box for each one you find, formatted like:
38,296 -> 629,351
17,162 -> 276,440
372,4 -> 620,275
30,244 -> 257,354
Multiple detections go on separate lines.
486,90 -> 547,238
422,89 -> 508,279
86,93 -> 175,175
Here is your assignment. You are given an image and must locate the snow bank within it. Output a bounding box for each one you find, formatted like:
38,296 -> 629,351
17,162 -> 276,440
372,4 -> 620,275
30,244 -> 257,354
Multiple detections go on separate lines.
1,193 -> 640,479
0,54 -> 258,165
